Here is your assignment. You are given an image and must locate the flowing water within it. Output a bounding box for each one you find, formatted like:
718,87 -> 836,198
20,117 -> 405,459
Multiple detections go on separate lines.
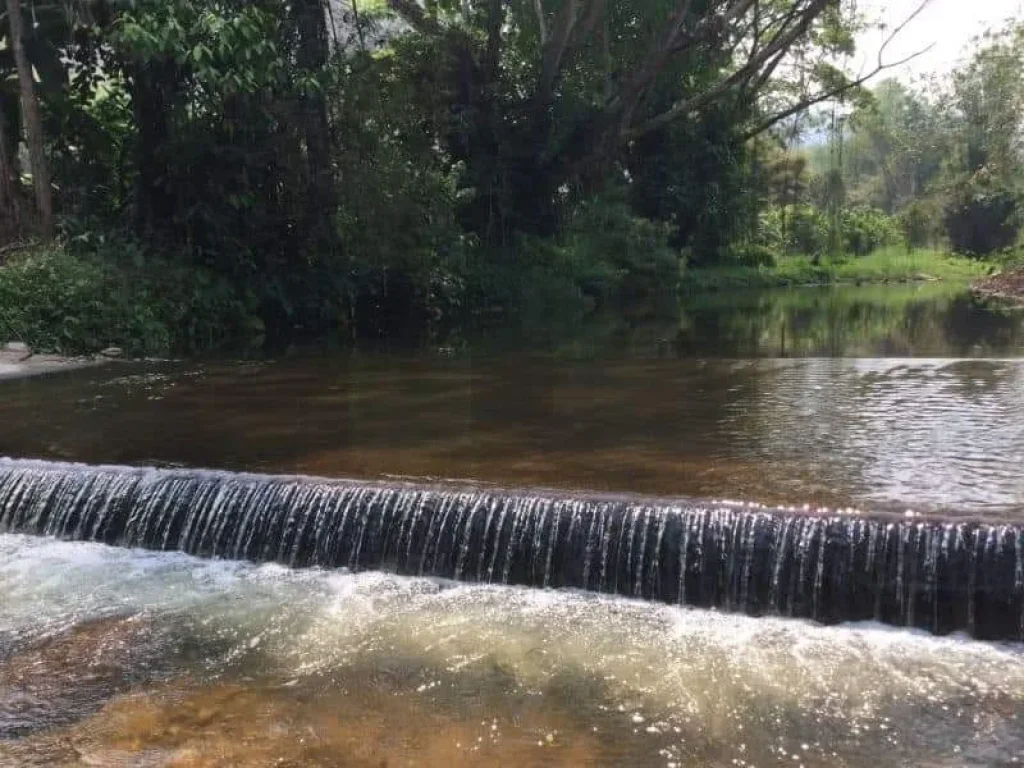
1,535 -> 1024,766
3,284 -> 1024,765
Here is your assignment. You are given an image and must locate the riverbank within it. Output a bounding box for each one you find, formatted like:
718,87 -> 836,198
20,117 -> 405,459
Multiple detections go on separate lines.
0,343 -> 109,381
972,267 -> 1024,306
681,248 -> 987,291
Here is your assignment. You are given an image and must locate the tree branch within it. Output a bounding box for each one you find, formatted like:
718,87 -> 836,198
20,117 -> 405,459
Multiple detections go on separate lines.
534,0 -> 547,44
743,45 -> 933,140
627,0 -> 831,139
744,0 -> 936,139
607,0 -> 695,119
536,0 -> 580,105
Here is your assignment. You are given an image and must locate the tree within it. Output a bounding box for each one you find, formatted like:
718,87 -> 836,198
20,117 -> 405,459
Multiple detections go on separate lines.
939,23 -> 1024,254
844,80 -> 943,213
7,0 -> 54,239
385,0 -> 866,240
292,0 -> 339,252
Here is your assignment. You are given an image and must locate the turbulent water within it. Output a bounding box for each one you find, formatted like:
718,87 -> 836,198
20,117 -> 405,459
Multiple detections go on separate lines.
1,533 -> 1023,766
2,459 -> 1023,640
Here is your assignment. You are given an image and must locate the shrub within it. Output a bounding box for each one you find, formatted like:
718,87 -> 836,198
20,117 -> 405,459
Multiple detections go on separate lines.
899,199 -> 945,250
841,207 -> 900,256
0,244 -> 261,355
787,205 -> 829,256
563,197 -> 680,298
943,174 -> 1021,256
755,207 -> 786,253
723,243 -> 777,268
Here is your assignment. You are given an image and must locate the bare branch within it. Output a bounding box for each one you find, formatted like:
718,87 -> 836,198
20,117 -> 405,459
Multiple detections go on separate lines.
536,0 -> 581,105
534,0 -> 547,44
744,45 -> 934,139
628,0 -> 831,139
607,0 -> 695,118
746,0 -> 936,139
875,0 -> 931,71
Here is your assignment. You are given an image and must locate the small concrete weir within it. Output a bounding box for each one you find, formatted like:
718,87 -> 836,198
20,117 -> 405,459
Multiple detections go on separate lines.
1,458 -> 1022,640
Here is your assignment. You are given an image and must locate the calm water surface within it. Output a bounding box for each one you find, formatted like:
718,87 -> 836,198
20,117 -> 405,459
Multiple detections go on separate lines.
2,283 -> 1023,516
3,283 -> 1024,766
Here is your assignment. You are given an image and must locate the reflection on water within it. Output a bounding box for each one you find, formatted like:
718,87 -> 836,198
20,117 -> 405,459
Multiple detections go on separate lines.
1,535 -> 1023,766
1,358 -> 1022,516
673,283 -> 1024,358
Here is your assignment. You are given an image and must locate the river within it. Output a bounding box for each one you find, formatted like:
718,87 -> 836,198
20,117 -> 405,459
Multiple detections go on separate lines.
1,283 -> 1024,766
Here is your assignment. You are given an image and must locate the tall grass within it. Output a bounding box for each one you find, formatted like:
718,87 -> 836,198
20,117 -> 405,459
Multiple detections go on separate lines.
682,248 -> 990,291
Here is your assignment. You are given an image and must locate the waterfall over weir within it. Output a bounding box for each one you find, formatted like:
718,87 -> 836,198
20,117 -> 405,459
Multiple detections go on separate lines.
1,459 -> 1022,640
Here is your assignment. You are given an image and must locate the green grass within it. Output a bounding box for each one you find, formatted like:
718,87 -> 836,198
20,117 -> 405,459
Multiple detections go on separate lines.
681,247 -> 991,291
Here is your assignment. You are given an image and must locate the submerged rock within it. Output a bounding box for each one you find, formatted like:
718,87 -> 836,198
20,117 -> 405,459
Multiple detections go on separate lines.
1,678 -> 606,767
0,615 -> 165,738
99,347 -> 124,359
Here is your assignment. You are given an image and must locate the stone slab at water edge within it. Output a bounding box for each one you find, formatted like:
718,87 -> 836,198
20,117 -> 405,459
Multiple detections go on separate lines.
974,267 -> 1024,306
0,342 -> 107,380
1,458 -> 1022,641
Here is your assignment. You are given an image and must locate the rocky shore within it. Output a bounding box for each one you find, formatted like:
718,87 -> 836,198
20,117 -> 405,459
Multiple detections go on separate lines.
972,268 -> 1024,306
0,342 -> 118,381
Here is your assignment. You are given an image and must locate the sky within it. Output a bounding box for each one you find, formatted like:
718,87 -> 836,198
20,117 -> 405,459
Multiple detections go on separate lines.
854,0 -> 1024,83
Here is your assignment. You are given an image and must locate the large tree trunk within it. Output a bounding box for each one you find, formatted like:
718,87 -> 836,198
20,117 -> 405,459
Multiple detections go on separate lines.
128,61 -> 177,239
7,0 -> 53,240
294,0 -> 338,253
0,95 -> 22,244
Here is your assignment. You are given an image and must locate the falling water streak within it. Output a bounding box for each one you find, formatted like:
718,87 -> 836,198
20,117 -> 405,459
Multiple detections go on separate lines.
968,527 -> 982,637
452,496 -> 486,581
483,497 -> 513,583
1016,530 -> 1024,639
875,524 -> 893,622
633,508 -> 652,598
692,509 -> 708,607
739,514 -> 758,611
927,526 -> 946,633
612,506 -> 635,596
530,499 -> 552,586
401,491 -> 429,569
724,510 -> 744,611
770,516 -> 793,612
677,511 -> 693,606
598,505 -> 613,593
581,501 -> 600,591
420,491 -> 457,576
501,497 -> 529,584
543,501 -> 562,589
2,460 -> 1023,640
649,508 -> 669,601
794,520 -> 816,618
813,520 -> 829,621
896,524 -> 908,623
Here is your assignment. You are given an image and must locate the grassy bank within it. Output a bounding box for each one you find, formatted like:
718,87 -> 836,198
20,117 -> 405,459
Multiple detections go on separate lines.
681,248 -> 990,291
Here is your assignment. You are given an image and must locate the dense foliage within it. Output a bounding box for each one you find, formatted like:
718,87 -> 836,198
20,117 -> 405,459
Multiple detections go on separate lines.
793,25 -> 1024,260
0,1 -> 1021,352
